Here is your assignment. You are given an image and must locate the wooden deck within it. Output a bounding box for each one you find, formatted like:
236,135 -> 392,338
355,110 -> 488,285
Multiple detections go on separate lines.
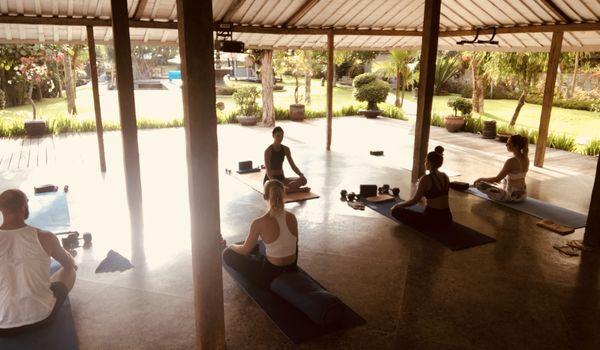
0,136 -> 57,171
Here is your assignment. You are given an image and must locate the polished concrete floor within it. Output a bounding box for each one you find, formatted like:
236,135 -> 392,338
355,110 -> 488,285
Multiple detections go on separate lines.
1,117 -> 599,349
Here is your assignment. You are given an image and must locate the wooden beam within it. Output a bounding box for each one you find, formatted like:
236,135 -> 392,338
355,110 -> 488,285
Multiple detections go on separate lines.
110,0 -> 143,207
326,29 -> 333,151
133,0 -> 150,19
534,31 -> 563,168
176,0 -> 226,348
222,0 -> 247,23
539,0 -> 572,23
0,14 -> 176,29
411,0 -> 441,183
86,25 -> 106,172
283,0 -> 319,27
232,25 -> 422,36
584,156 -> 600,248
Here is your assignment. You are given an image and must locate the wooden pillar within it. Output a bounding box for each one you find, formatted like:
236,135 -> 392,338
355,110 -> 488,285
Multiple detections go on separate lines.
411,0 -> 441,182
534,31 -> 563,167
110,0 -> 142,206
326,30 -> 334,151
86,26 -> 107,173
176,0 -> 225,349
584,157 -> 600,248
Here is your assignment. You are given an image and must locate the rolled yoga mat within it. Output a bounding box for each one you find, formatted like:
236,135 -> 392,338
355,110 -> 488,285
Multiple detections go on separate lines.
360,198 -> 496,251
466,187 -> 587,229
223,250 -> 365,344
0,261 -> 79,350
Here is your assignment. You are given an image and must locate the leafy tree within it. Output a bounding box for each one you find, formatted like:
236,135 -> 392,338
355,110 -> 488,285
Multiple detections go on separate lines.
434,56 -> 460,95
462,52 -> 490,114
485,52 -> 547,127
353,73 -> 391,110
16,57 -> 49,120
376,50 -> 418,107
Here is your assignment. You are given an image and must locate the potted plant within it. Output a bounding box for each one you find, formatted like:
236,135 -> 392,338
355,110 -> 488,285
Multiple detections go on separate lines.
353,73 -> 391,118
18,57 -> 49,137
233,87 -> 260,126
278,51 -> 309,122
444,97 -> 472,132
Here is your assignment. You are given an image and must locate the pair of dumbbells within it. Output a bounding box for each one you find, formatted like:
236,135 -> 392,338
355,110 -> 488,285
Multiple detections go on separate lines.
378,184 -> 400,197
58,231 -> 92,250
340,189 -> 358,202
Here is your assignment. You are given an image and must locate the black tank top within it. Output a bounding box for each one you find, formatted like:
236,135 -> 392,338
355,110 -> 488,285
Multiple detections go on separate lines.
269,145 -> 286,171
424,173 -> 449,199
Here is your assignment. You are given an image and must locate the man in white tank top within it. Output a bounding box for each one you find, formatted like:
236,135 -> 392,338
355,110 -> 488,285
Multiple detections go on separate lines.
0,189 -> 77,335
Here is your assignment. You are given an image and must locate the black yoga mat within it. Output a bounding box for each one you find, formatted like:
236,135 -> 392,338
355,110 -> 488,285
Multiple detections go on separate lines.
0,262 -> 79,350
360,198 -> 496,251
224,262 -> 366,344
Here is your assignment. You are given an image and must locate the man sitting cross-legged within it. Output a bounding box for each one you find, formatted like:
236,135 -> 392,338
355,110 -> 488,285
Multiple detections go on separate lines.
0,189 -> 77,335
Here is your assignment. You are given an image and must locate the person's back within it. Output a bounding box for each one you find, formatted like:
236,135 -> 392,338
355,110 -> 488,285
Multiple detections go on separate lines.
259,210 -> 298,267
0,189 -> 76,335
0,226 -> 55,328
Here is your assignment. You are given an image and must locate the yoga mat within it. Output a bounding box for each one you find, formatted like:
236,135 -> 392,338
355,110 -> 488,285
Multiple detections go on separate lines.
0,262 -> 79,350
466,187 -> 587,229
360,198 -> 496,251
229,169 -> 320,203
224,259 -> 366,344
24,192 -> 71,232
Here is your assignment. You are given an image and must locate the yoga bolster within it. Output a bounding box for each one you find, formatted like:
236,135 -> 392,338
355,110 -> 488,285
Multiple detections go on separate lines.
270,272 -> 344,326
450,181 -> 470,192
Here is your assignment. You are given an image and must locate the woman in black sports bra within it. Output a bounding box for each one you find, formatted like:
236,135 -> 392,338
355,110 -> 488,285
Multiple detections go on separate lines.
264,127 -> 308,192
390,146 -> 452,228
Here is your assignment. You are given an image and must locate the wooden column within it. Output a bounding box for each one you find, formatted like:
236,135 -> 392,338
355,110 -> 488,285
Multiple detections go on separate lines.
110,0 -> 142,206
411,0 -> 441,182
176,0 -> 225,349
534,31 -> 563,167
326,30 -> 334,151
584,157 -> 600,248
86,26 -> 107,172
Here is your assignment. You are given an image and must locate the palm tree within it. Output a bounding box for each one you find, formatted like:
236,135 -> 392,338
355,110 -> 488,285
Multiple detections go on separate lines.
434,56 -> 460,95
376,50 -> 417,107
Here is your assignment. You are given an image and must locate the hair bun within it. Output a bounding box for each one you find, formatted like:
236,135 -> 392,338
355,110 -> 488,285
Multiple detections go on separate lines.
434,146 -> 444,155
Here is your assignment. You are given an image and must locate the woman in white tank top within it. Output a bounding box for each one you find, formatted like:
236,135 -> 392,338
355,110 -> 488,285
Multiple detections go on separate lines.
223,180 -> 298,286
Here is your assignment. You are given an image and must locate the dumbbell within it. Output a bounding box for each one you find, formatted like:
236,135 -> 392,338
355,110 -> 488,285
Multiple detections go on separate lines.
58,232 -> 92,250
340,189 -> 348,198
378,184 -> 390,194
391,187 -> 400,196
347,192 -> 357,201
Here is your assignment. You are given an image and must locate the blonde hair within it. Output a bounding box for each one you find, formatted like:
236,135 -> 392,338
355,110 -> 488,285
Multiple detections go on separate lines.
263,180 -> 285,215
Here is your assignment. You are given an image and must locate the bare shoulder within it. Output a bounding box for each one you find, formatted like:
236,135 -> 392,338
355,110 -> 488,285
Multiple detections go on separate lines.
285,211 -> 298,233
36,229 -> 58,255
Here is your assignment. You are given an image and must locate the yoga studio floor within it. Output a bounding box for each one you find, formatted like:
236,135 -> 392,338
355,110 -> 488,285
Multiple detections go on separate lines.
1,117 -> 599,349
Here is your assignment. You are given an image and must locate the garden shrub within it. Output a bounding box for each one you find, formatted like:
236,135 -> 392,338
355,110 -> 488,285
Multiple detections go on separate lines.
583,139 -> 600,156
232,87 -> 260,116
353,73 -> 391,110
431,113 -> 445,127
447,97 -> 473,117
591,101 -> 600,113
380,104 -> 407,120
463,116 -> 483,134
548,133 -> 576,152
215,86 -> 237,95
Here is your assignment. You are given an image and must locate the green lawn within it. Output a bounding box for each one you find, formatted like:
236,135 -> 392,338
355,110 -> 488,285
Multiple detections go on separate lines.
406,94 -> 600,140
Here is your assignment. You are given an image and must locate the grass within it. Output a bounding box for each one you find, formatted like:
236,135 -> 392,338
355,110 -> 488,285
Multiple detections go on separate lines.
406,94 -> 600,140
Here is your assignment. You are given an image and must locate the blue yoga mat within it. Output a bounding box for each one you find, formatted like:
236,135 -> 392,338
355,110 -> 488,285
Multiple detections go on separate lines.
0,262 -> 79,350
360,198 -> 496,251
466,187 -> 588,229
25,192 -> 71,232
224,250 -> 366,344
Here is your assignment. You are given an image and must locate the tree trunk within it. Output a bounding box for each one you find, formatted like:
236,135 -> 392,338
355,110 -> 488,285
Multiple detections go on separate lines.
568,52 -> 579,98
395,67 -> 401,107
509,90 -> 526,127
557,64 -> 563,99
64,54 -> 77,115
28,84 -> 36,120
35,83 -> 43,101
294,75 -> 300,104
260,50 -> 275,127
304,73 -> 311,104
56,74 -> 63,98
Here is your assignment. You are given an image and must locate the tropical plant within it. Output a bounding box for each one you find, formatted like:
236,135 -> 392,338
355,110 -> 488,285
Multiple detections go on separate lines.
548,133 -> 576,152
376,50 -> 418,107
232,86 -> 260,116
434,56 -> 460,95
484,52 -> 547,127
447,97 -> 472,117
462,52 -> 491,113
353,73 -> 391,110
583,139 -> 600,156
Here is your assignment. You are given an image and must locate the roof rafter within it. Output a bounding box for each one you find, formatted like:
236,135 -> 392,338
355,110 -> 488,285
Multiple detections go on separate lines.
222,0 -> 248,23
134,0 -> 150,19
538,0 -> 572,23
283,0 -> 319,27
